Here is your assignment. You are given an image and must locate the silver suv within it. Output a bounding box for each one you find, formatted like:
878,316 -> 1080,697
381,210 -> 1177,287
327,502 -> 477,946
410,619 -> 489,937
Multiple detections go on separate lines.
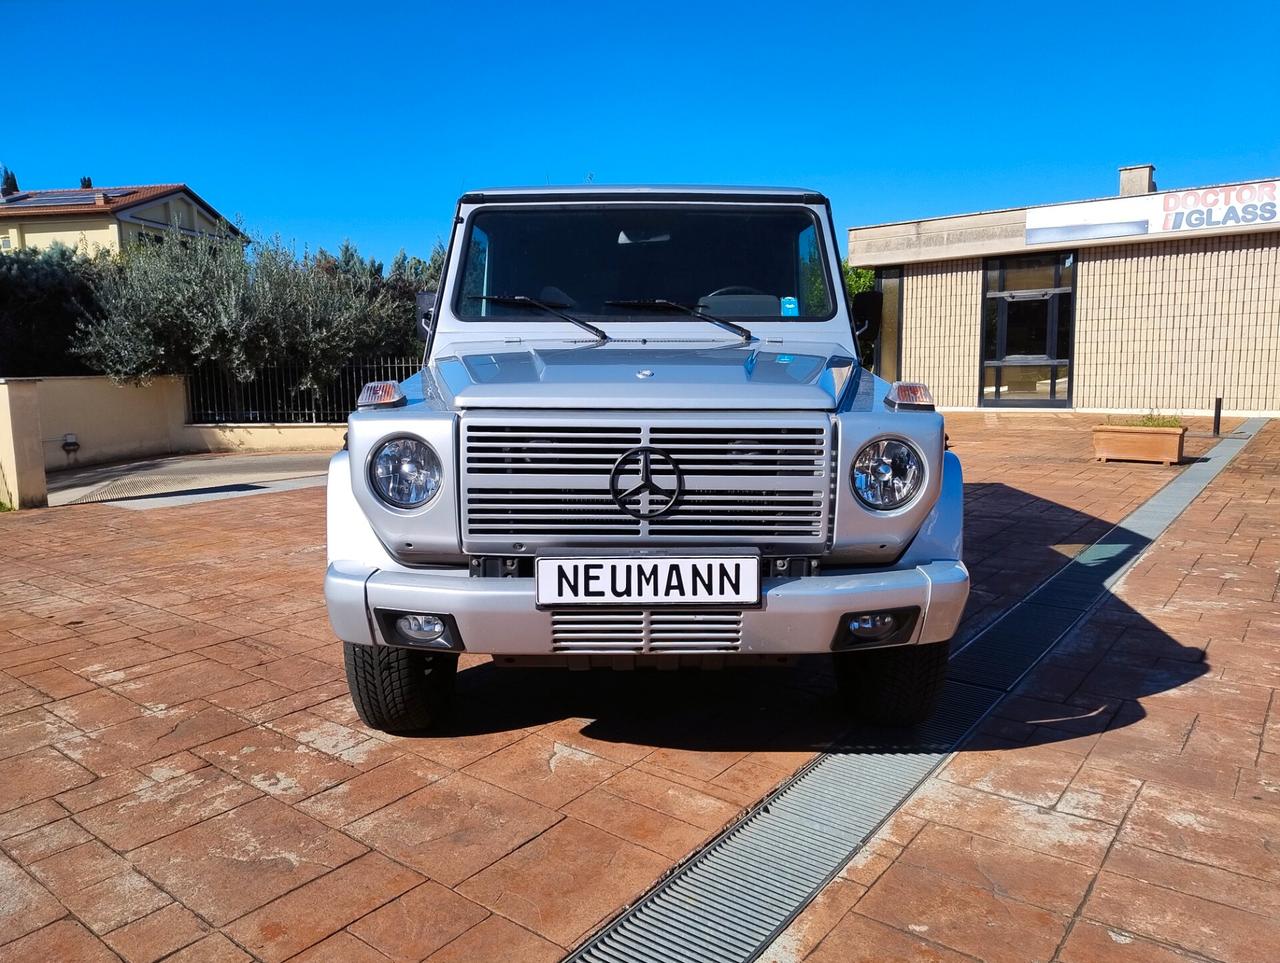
325,186 -> 969,732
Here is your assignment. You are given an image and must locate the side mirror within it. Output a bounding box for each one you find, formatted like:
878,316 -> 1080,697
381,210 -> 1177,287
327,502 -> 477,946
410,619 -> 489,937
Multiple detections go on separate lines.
851,290 -> 883,341
416,289 -> 439,343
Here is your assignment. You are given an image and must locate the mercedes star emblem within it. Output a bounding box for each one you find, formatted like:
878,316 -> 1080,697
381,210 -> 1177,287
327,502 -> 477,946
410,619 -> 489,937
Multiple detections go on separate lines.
609,446 -> 683,520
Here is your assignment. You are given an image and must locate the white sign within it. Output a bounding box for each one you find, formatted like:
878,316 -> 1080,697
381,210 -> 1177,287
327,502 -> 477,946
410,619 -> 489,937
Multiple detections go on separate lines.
536,555 -> 760,606
1026,179 -> 1279,245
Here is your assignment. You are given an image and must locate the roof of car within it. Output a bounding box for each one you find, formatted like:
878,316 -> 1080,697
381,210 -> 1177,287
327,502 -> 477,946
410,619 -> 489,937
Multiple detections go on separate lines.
460,185 -> 828,204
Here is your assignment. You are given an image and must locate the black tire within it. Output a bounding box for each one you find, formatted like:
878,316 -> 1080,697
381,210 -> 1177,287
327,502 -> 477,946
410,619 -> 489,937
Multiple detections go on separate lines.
343,642 -> 457,733
834,641 -> 950,727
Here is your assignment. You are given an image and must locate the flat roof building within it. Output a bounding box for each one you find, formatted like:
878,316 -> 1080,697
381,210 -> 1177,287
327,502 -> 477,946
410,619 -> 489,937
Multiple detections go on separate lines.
849,165 -> 1279,414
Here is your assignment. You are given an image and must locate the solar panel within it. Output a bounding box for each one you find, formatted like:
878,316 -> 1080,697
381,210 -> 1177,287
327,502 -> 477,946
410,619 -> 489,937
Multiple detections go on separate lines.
1,188 -> 136,207
9,196 -> 87,207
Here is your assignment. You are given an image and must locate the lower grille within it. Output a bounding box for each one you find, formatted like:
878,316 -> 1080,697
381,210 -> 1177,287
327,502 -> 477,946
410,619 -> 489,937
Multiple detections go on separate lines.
550,609 -> 744,653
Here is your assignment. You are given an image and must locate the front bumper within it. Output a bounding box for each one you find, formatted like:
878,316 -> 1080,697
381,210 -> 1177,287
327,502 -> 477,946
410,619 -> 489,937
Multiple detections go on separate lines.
325,559 -> 970,655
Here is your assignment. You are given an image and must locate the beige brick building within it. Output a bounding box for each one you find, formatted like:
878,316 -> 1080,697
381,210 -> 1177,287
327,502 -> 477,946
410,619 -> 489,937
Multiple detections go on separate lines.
849,166 -> 1280,414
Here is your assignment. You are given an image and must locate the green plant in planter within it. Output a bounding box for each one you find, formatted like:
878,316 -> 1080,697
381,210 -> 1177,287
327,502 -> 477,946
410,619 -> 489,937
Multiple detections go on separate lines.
1105,411 -> 1184,428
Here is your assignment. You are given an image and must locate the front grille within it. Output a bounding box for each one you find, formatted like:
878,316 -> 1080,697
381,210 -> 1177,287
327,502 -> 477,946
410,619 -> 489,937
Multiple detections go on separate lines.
550,609 -> 744,653
464,425 -> 643,475
461,414 -> 832,550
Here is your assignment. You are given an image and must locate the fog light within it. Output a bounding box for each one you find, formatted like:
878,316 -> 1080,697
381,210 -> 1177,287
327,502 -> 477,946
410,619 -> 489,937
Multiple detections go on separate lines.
832,607 -> 920,651
396,614 -> 445,642
850,612 -> 897,640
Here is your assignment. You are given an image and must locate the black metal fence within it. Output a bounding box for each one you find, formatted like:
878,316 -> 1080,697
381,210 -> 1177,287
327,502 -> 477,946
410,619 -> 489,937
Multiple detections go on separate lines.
185,356 -> 421,424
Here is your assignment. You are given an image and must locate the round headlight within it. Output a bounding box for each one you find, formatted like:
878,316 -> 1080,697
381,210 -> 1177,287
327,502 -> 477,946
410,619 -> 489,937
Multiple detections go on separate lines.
370,437 -> 442,509
851,439 -> 924,510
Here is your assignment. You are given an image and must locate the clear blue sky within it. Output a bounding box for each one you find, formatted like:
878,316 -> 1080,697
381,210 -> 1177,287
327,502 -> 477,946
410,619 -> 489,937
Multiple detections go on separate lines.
8,0 -> 1278,264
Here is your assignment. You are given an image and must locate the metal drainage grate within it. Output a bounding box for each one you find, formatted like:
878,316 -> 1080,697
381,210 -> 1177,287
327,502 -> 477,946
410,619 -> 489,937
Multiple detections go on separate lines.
567,418 -> 1266,963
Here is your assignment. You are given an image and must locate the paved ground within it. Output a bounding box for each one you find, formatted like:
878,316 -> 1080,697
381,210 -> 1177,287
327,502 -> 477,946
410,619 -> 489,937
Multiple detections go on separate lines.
765,420 -> 1280,963
0,413 -> 1255,962
46,452 -> 332,507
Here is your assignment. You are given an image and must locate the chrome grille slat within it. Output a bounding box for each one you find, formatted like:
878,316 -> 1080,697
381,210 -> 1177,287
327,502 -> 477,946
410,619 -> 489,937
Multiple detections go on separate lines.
462,413 -> 832,549
550,609 -> 744,653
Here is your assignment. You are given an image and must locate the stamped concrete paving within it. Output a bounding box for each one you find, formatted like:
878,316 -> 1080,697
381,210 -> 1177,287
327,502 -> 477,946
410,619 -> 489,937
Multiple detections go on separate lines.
0,414 -> 1240,961
765,419 -> 1279,963
47,452 -> 331,508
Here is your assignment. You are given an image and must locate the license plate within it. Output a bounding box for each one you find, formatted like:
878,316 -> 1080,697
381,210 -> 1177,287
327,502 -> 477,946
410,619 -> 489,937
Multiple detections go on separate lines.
536,556 -> 760,607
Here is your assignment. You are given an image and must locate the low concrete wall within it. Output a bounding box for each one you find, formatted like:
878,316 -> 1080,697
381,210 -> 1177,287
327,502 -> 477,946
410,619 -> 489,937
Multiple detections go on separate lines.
178,423 -> 346,453
35,376 -> 344,473
38,376 -> 187,472
0,379 -> 48,508
0,375 -> 346,507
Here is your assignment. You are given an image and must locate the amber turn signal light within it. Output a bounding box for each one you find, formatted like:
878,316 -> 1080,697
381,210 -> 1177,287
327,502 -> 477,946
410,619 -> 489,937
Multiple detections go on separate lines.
884,381 -> 935,411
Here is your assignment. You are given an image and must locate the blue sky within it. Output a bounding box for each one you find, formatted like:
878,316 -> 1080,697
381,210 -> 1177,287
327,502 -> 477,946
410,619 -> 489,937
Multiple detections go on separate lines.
8,0 -> 1278,264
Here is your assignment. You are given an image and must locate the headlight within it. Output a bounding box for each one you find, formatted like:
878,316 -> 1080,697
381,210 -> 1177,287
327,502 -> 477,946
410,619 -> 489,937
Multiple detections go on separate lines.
851,439 -> 923,510
370,437 -> 442,509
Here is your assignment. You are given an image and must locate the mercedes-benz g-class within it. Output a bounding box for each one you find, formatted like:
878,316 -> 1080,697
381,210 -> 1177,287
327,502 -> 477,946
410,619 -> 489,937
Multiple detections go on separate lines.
325,186 -> 968,732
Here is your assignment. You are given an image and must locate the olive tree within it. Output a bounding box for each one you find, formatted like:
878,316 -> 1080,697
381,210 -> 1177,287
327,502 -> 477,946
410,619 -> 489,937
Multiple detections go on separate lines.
77,228 -> 436,391
78,226 -> 254,380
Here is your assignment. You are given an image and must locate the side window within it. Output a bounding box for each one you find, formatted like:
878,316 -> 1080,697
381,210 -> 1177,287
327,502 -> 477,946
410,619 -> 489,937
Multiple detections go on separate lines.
461,225 -> 489,313
796,224 -> 830,317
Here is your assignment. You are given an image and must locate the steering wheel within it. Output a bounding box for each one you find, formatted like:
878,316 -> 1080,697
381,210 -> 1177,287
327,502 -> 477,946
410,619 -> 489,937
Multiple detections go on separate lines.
706,285 -> 764,297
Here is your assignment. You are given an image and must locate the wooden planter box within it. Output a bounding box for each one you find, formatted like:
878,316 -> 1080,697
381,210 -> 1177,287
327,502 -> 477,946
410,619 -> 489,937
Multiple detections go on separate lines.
1092,425 -> 1187,465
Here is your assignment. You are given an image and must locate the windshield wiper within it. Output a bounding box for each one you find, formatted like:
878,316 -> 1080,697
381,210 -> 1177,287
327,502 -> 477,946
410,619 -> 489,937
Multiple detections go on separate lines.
604,299 -> 753,343
469,295 -> 609,342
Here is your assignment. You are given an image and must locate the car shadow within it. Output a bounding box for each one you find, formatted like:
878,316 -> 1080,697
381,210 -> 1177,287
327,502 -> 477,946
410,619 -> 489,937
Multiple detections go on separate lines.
110,483 -> 266,503
416,481 -> 1205,756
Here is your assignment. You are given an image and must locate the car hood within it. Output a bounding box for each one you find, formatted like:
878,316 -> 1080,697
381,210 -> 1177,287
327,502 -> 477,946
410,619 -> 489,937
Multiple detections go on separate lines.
427,339 -> 860,410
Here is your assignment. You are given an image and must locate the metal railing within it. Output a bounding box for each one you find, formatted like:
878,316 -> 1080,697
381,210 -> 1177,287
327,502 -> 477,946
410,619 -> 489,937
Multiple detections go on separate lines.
185,356 -> 421,424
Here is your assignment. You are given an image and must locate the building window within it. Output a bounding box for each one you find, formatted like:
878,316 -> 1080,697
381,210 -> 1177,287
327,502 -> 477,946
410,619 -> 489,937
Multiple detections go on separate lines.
872,266 -> 903,382
980,252 -> 1075,407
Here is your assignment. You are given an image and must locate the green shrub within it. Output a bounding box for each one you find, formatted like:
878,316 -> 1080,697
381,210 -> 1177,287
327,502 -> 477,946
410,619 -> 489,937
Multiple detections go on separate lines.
1105,412 -> 1183,428
74,226 -> 441,392
0,245 -> 100,376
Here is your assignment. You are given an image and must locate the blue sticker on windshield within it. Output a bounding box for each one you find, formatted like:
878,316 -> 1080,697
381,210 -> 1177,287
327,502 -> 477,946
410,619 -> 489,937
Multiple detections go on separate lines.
777,354 -> 795,364
780,296 -> 799,316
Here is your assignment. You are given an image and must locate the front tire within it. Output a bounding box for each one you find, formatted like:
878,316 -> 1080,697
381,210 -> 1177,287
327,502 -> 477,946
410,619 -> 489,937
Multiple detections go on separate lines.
834,641 -> 950,726
344,642 -> 457,733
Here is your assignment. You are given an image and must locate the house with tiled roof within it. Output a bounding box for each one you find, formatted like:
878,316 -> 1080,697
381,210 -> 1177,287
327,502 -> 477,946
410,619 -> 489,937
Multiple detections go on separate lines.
0,183 -> 239,253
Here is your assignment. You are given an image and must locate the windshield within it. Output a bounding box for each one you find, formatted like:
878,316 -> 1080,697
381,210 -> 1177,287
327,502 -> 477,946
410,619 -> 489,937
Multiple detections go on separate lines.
454,205 -> 835,322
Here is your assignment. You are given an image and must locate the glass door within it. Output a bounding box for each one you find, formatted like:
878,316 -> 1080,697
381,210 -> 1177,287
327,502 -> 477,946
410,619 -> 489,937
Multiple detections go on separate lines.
980,252 -> 1075,407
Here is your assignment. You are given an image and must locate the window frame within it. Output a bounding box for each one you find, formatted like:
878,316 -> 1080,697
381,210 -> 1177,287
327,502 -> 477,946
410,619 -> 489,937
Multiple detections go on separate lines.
449,202 -> 839,324
872,265 -> 904,380
978,250 -> 1077,408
